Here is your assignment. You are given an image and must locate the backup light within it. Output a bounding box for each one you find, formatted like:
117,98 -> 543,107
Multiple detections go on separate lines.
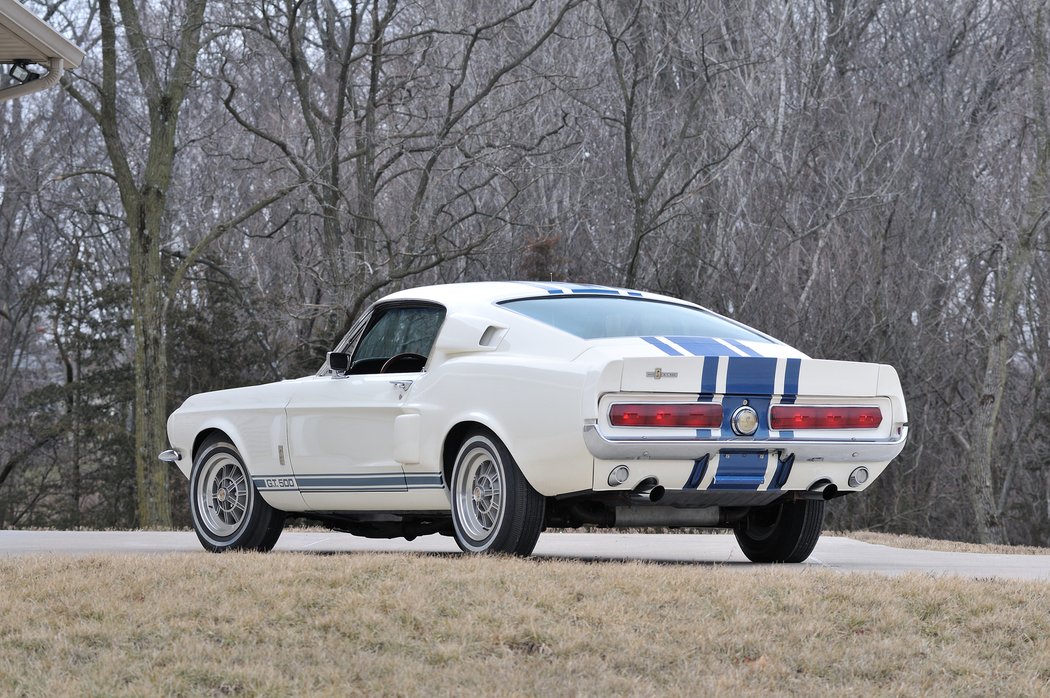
770,406 -> 882,430
849,467 -> 870,487
608,465 -> 630,486
610,403 -> 722,428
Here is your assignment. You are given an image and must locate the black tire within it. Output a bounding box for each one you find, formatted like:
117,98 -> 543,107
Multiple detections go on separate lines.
190,435 -> 285,553
450,429 -> 545,556
733,498 -> 825,563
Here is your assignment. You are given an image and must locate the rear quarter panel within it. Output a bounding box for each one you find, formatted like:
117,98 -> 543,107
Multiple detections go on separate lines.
411,352 -> 597,497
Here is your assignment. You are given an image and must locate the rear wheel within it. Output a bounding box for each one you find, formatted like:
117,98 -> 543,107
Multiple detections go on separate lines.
190,435 -> 285,552
733,498 -> 824,563
450,430 -> 545,556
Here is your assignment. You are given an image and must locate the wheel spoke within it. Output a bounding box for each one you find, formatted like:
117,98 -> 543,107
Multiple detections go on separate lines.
196,449 -> 253,538
450,434 -> 544,556
455,441 -> 514,545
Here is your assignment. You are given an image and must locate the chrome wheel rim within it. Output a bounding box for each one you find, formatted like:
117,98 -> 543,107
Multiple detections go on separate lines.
454,441 -> 505,543
195,449 -> 251,537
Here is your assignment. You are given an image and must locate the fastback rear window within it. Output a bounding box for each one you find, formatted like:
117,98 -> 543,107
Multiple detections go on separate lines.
501,296 -> 771,342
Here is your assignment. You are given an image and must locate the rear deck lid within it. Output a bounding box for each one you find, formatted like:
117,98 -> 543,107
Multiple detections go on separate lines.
621,354 -> 880,397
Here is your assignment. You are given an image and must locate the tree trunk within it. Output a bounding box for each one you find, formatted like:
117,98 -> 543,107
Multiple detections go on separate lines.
64,0 -> 208,527
966,7 -> 1050,545
129,198 -> 172,527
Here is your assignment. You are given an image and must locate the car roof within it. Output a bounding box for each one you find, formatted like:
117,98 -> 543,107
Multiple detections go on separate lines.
379,281 -> 698,313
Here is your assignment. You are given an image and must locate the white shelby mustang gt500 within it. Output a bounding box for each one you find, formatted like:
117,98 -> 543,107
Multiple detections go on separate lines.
161,282 -> 908,562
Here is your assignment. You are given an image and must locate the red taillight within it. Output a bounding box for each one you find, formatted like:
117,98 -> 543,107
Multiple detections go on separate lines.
610,403 -> 722,428
769,406 -> 882,430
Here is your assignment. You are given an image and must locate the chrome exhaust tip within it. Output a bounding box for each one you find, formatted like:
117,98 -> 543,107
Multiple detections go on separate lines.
808,480 -> 839,500
632,477 -> 665,503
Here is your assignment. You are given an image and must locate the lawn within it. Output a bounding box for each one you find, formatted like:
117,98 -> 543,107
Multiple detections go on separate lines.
1,551 -> 1048,696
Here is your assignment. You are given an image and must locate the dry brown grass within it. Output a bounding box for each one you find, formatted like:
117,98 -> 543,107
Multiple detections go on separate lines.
841,531 -> 1050,556
2,552 -> 1049,696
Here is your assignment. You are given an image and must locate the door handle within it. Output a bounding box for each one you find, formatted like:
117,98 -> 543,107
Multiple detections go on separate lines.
389,380 -> 413,391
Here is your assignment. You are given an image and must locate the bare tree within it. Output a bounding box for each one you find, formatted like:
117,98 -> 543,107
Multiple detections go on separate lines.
215,0 -> 582,361
62,0 -> 295,526
962,5 -> 1050,544
6,0 -> 1050,544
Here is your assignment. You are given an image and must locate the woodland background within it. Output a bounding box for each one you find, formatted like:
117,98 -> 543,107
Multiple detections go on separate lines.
1,0 -> 1048,545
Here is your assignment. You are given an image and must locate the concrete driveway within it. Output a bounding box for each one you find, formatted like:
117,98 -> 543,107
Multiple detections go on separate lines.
2,530 -> 1048,580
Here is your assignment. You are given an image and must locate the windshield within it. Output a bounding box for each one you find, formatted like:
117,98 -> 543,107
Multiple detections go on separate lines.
501,296 -> 771,342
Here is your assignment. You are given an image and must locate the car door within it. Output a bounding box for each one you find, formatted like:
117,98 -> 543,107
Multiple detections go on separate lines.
285,303 -> 445,511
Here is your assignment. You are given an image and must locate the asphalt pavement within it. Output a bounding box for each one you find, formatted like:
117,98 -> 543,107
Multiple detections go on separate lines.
1,530 -> 1049,580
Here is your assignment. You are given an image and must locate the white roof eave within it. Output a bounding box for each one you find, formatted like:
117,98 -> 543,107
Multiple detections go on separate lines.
0,0 -> 84,102
0,0 -> 84,66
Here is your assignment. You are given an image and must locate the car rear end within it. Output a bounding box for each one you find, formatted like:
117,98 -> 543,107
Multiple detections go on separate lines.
498,287 -> 908,561
583,352 -> 908,502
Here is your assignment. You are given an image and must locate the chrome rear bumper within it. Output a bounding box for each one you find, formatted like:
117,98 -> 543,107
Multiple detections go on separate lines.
582,424 -> 909,463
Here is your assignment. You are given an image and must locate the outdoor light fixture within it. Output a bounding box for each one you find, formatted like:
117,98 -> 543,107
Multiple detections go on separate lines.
8,61 -> 40,85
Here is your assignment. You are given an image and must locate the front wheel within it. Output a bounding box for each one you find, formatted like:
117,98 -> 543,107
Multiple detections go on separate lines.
450,430 -> 545,556
190,435 -> 285,552
733,498 -> 825,563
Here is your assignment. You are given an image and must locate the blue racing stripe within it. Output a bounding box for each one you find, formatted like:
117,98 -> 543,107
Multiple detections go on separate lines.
725,357 -> 777,395
782,358 -> 801,404
293,473 -> 409,492
709,450 -> 767,490
727,339 -> 762,357
665,336 -> 741,357
514,281 -> 566,294
255,472 -> 445,492
769,454 -> 794,490
698,356 -> 718,400
296,475 -> 406,488
642,336 -> 683,356
513,281 -> 648,297
404,474 -> 445,488
777,357 -> 802,438
569,287 -> 620,294
684,455 -> 710,489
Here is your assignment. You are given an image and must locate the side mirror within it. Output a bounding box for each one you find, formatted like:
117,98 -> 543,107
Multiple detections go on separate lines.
327,351 -> 351,374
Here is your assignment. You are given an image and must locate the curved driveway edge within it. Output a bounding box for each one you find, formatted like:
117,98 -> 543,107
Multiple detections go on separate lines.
1,530 -> 1049,580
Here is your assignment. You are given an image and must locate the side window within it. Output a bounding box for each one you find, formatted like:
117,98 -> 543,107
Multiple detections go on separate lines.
349,305 -> 445,374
